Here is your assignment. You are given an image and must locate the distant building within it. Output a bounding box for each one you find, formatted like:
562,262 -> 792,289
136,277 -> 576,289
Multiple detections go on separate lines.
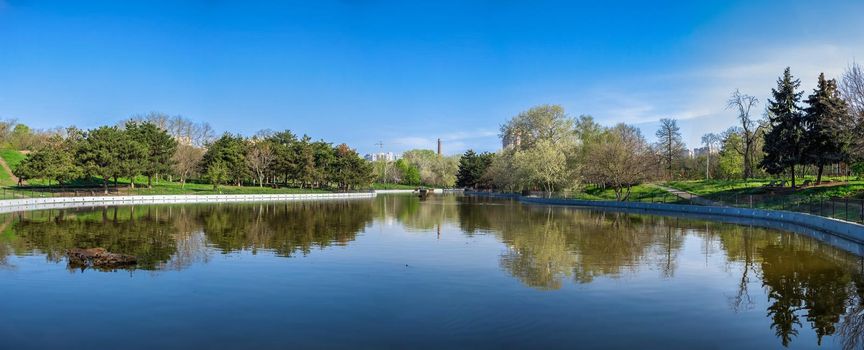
364,152 -> 399,162
692,146 -> 719,158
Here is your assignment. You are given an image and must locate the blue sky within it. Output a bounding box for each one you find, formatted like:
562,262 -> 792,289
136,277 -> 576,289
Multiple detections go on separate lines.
1,0 -> 863,155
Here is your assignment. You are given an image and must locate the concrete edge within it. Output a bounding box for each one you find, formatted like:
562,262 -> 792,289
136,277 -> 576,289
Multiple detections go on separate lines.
0,192 -> 378,214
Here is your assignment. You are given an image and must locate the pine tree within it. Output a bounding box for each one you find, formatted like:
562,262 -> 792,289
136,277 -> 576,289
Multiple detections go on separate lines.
761,67 -> 805,188
803,73 -> 852,184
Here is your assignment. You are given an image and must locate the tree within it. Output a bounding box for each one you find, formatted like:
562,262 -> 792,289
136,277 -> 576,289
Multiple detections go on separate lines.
331,144 -> 373,190
14,135 -> 82,186
840,62 -> 864,166
655,118 -> 686,179
725,90 -> 761,179
246,137 -> 275,187
206,160 -> 229,192
292,135 -> 316,188
126,121 -> 177,188
171,144 -> 204,188
267,130 -> 298,185
718,131 -> 744,180
456,150 -> 494,189
583,124 -> 654,200
761,67 -> 805,188
514,139 -> 574,193
500,104 -> 575,151
701,133 -> 721,179
803,73 -> 851,184
76,126 -> 143,193
394,159 -> 421,185
201,133 -> 248,186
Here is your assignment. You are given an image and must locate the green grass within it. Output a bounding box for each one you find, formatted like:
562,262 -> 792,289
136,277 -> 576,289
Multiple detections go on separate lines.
665,178 -> 864,222
0,149 -> 26,186
566,184 -> 684,203
1,176 -> 336,199
371,183 -> 420,190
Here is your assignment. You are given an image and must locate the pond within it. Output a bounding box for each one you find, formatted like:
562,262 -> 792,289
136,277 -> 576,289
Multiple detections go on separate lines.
2,194 -> 864,349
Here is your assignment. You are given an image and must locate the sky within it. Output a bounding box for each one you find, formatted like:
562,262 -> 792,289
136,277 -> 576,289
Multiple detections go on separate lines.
1,0 -> 863,155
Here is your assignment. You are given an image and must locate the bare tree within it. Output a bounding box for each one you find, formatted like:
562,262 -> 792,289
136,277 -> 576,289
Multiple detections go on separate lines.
725,90 -> 760,179
840,62 -> 864,160
701,133 -> 721,179
584,124 -> 655,200
655,118 -> 686,179
246,139 -> 275,187
171,144 -> 204,188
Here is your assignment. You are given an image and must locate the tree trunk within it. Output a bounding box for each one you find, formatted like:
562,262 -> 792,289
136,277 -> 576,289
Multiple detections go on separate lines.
816,164 -> 824,185
148,175 -> 153,189
790,165 -> 796,189
103,179 -> 109,194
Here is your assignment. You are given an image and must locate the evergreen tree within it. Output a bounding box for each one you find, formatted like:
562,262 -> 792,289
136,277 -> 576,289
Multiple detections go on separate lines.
77,126 -> 143,193
201,133 -> 248,186
127,121 -> 178,188
761,67 -> 805,188
456,150 -> 494,189
803,73 -> 851,184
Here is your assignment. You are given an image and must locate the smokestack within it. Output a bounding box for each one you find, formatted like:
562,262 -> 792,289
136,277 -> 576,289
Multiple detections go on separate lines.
437,138 -> 442,157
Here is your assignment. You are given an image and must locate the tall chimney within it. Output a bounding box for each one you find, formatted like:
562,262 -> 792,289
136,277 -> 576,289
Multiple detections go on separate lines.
437,138 -> 442,157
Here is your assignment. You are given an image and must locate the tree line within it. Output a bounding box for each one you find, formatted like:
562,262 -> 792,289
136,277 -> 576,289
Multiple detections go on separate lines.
13,114 -> 374,192
456,63 -> 864,198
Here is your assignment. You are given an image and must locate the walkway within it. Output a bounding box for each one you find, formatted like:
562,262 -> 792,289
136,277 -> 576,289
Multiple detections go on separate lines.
0,156 -> 22,186
654,185 -> 724,207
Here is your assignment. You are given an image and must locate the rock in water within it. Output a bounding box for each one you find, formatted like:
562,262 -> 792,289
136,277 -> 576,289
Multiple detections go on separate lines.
67,248 -> 137,270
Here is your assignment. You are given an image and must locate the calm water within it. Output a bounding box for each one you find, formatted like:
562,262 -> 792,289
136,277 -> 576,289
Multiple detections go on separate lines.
2,195 -> 864,349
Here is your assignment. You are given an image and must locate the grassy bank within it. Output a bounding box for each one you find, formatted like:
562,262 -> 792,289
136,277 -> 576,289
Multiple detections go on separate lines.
567,184 -> 684,203
665,178 -> 864,223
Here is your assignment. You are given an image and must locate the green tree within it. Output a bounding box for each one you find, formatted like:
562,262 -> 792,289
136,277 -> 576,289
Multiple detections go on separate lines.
456,150 -> 494,189
718,132 -> 744,180
331,143 -> 373,190
267,130 -> 298,185
77,126 -> 142,193
803,73 -> 851,184
394,159 -> 421,185
201,133 -> 248,186
206,159 -> 229,191
500,104 -> 575,151
762,67 -> 805,188
292,135 -> 316,188
126,121 -> 178,188
514,139 -> 573,193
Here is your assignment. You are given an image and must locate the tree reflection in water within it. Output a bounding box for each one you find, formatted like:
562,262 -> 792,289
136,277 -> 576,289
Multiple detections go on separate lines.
2,194 -> 864,347
0,200 -> 374,270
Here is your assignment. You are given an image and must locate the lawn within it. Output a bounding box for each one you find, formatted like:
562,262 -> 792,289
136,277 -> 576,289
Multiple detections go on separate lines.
568,183 -> 684,203
371,183 -> 420,190
665,178 -> 864,223
1,176 -> 337,199
0,148 -> 26,186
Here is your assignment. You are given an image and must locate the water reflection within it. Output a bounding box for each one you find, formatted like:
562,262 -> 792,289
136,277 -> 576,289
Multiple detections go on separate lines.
2,194 -> 864,348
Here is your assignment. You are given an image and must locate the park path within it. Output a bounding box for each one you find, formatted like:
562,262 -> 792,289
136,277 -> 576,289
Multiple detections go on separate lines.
0,156 -> 21,186
654,184 -> 723,207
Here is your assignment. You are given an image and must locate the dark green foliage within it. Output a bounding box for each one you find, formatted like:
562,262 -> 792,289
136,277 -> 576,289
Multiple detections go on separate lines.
456,150 -> 494,189
330,143 -> 374,190
77,126 -> 145,193
126,121 -> 178,188
761,68 -> 805,187
201,133 -> 248,186
803,73 -> 852,184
